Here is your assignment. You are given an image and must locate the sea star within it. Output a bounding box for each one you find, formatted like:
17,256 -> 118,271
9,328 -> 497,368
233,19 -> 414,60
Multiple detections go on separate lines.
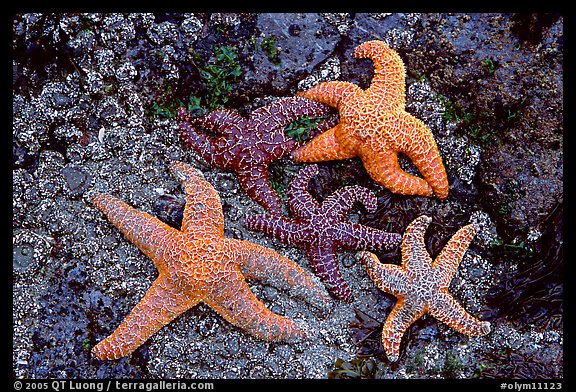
243,164 -> 402,302
178,96 -> 336,215
90,161 -> 329,360
356,215 -> 491,362
292,40 -> 449,200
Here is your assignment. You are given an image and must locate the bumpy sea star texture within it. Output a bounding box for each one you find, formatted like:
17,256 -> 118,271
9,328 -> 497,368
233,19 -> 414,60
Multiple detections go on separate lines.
357,215 -> 491,362
243,164 -> 402,302
90,161 -> 329,360
293,40 -> 449,199
178,96 -> 336,215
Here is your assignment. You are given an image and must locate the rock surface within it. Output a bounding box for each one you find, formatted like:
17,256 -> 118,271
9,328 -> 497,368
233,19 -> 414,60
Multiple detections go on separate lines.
13,13 -> 562,379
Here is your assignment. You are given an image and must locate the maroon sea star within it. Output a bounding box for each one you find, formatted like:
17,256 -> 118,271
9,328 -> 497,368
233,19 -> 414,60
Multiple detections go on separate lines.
243,164 -> 402,302
178,96 -> 336,215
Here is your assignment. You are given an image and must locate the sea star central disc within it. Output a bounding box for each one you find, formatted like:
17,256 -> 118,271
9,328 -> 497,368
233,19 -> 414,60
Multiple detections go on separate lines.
244,164 -> 401,302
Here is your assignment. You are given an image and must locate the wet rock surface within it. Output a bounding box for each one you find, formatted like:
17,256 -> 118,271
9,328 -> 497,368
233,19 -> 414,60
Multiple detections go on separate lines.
13,13 -> 562,379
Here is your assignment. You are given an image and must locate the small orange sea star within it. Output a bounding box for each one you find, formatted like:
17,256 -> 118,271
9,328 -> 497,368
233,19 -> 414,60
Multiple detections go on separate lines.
357,215 -> 491,362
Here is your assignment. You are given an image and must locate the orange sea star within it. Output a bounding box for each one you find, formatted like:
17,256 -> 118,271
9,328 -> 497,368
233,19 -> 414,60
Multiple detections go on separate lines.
293,40 -> 449,199
357,215 -> 491,362
90,161 -> 329,360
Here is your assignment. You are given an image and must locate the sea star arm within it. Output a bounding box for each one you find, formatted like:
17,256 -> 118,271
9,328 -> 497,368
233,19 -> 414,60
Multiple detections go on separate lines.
353,40 -> 406,110
92,275 -> 200,360
428,292 -> 491,336
204,268 -> 307,342
242,214 -> 304,246
91,193 -> 180,273
292,123 -> 358,162
306,241 -> 353,302
400,215 -> 434,270
236,166 -> 283,215
298,81 -> 363,110
432,223 -> 478,287
179,120 -> 233,169
250,96 -> 332,132
191,108 -> 244,136
381,297 -> 426,362
360,145 -> 435,198
285,164 -> 321,220
169,161 -> 224,238
232,239 -> 330,312
356,251 -> 409,297
322,185 -> 378,219
394,114 -> 449,199
332,222 -> 401,252
266,136 -> 300,161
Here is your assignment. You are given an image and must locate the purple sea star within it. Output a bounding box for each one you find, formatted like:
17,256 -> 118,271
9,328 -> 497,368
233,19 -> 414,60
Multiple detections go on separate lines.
243,164 -> 402,302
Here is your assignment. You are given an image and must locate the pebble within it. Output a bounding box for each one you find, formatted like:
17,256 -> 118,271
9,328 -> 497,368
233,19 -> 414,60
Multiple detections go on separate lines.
60,164 -> 93,196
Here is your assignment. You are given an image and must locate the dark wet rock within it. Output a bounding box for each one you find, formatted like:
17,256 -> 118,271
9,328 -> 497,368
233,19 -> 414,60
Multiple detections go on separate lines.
416,325 -> 439,341
401,13 -> 563,242
510,13 -> 562,45
50,91 -> 73,109
13,144 -> 37,170
27,278 -> 150,378
152,194 -> 185,229
242,13 -> 340,95
13,244 -> 36,272
261,285 -> 279,302
485,202 -> 563,329
225,336 -> 240,356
